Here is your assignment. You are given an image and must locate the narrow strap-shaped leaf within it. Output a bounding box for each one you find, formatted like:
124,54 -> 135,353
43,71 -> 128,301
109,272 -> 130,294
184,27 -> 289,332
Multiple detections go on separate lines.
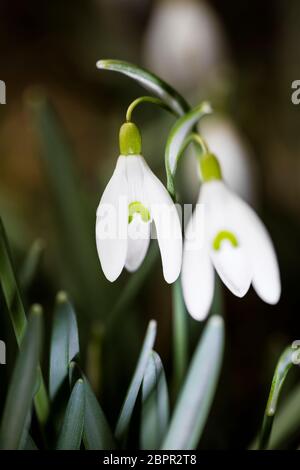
49,291 -> 80,400
259,346 -> 295,449
27,93 -> 106,319
165,103 -> 211,196
56,379 -> 85,450
115,320 -> 157,443
83,376 -> 116,450
19,238 -> 45,292
18,410 -> 32,450
0,306 -> 43,450
24,435 -> 38,450
141,351 -> 169,450
96,59 -> 189,116
0,218 -> 27,342
68,361 -> 82,389
250,345 -> 298,449
0,219 -> 49,424
267,383 -> 300,449
162,315 -> 224,450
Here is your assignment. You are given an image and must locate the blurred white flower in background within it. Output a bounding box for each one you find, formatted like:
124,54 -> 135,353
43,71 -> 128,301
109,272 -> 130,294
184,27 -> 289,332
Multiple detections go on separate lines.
199,115 -> 258,204
182,115 -> 257,205
143,0 -> 257,206
143,0 -> 228,92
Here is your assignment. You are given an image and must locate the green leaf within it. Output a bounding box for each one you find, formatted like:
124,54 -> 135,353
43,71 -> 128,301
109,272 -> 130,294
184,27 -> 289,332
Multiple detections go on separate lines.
26,92 -> 105,319
24,435 -> 38,450
96,59 -> 189,116
19,238 -> 45,292
141,351 -> 169,450
267,383 -> 300,449
164,103 -> 211,197
56,379 -> 85,450
83,376 -> 116,450
18,410 -> 32,450
49,291 -> 80,400
0,217 -> 27,343
0,218 -> 49,424
68,361 -> 82,389
0,306 -> 43,450
85,322 -> 103,396
162,315 -> 224,450
251,345 -> 298,449
115,320 -> 157,443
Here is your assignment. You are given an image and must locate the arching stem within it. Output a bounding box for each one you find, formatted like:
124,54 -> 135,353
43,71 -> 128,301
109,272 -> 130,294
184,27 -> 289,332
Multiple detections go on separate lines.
179,132 -> 209,160
126,96 -> 175,123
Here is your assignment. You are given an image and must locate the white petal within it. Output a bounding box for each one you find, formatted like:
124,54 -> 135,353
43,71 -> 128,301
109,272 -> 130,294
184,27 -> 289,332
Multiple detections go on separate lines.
201,181 -> 252,297
141,158 -> 182,283
210,242 -> 251,297
96,156 -> 128,282
181,205 -> 214,320
124,155 -> 146,203
125,215 -> 151,272
229,195 -> 281,304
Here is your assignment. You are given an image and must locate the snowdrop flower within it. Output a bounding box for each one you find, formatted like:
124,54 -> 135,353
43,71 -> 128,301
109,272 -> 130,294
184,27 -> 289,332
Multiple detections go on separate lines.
182,153 -> 281,321
96,122 -> 182,283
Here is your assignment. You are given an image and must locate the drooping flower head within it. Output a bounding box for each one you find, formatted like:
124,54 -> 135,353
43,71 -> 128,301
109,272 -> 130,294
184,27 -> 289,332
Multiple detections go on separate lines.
182,151 -> 281,320
96,122 -> 182,283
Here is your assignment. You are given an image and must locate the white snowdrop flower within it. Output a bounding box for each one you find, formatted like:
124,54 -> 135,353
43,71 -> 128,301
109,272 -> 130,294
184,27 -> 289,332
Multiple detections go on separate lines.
182,153 -> 281,321
143,0 -> 227,92
96,122 -> 182,283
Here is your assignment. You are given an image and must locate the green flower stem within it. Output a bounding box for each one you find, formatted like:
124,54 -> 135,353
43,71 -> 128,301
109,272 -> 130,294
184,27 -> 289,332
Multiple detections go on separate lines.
177,133 -> 224,184
172,280 -> 188,394
126,96 -> 175,123
258,346 -> 296,449
165,132 -> 209,195
86,322 -> 104,397
179,132 -> 209,158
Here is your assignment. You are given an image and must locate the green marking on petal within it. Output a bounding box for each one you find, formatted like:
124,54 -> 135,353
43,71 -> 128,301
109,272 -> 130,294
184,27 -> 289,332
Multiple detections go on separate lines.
213,231 -> 238,251
200,153 -> 222,182
128,201 -> 150,224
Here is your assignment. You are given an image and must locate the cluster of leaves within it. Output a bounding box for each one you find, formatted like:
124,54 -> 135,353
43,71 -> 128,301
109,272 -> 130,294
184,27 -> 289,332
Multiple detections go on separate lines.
0,218 -> 224,449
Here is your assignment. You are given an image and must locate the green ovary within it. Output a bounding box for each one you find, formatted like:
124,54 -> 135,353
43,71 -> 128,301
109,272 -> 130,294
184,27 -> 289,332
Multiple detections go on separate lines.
119,122 -> 142,155
200,153 -> 222,182
213,230 -> 239,251
128,201 -> 150,224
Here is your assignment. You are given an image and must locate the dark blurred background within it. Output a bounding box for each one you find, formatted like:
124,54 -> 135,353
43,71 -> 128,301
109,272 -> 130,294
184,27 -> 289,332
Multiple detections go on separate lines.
0,0 -> 300,449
